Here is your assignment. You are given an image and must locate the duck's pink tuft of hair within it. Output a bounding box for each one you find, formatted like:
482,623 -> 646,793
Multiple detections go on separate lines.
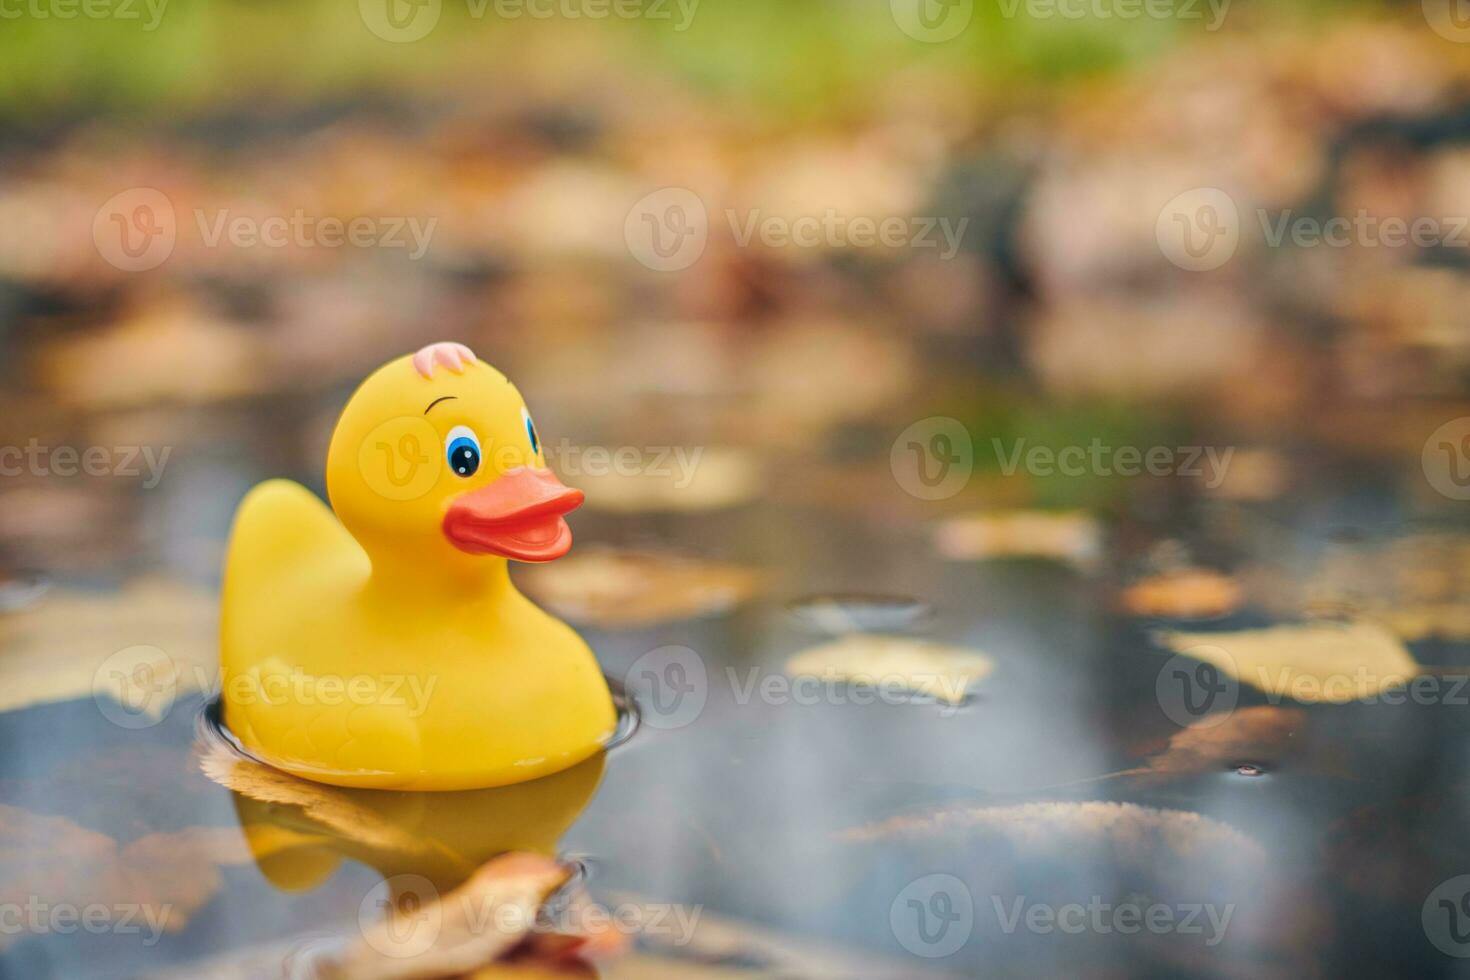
412,342 -> 478,379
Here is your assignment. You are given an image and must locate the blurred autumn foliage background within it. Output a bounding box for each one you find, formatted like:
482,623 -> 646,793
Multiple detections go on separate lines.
0,0 -> 1467,579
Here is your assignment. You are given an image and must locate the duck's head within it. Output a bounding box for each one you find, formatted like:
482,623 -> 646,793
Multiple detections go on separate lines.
326,343 -> 583,571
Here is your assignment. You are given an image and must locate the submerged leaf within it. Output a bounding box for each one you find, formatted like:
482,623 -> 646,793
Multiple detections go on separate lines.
0,578 -> 217,717
843,800 -> 1265,867
198,742 -> 440,858
1135,706 -> 1306,784
576,448 -> 761,513
518,548 -> 761,628
318,852 -> 572,980
785,635 -> 994,705
934,510 -> 1101,568
0,806 -> 254,948
1158,621 -> 1419,704
1120,569 -> 1243,619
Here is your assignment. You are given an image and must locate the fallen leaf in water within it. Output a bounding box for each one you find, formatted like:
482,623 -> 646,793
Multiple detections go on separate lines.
35,294 -> 265,410
1134,706 -> 1306,784
1199,448 -> 1290,502
317,852 -> 572,980
1158,621 -> 1419,704
934,510 -> 1101,568
0,805 -> 253,948
785,635 -> 993,705
1120,569 -> 1243,619
0,578 -> 217,717
843,800 -> 1264,865
604,893 -> 929,980
1373,604 -> 1470,642
744,322 -> 915,445
577,448 -> 761,513
517,548 -> 761,628
1245,532 -> 1470,640
574,956 -> 759,979
198,741 -> 441,859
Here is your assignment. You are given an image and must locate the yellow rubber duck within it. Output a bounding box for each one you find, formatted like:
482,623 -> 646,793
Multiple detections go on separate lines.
221,342 -> 617,790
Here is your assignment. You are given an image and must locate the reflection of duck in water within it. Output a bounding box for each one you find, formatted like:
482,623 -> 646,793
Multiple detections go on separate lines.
213,746 -> 605,894
220,343 -> 615,790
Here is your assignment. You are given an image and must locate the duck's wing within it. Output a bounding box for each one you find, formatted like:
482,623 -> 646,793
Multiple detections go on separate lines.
222,479 -> 359,609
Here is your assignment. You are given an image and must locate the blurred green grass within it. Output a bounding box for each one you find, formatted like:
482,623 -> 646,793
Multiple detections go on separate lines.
0,0 -> 1367,120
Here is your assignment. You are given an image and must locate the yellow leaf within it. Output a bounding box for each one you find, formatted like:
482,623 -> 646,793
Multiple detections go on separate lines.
518,548 -> 761,628
576,448 -> 761,513
1158,621 -> 1420,704
1120,568 -> 1243,619
0,578 -> 216,717
843,800 -> 1265,867
934,510 -> 1101,568
786,635 -> 993,705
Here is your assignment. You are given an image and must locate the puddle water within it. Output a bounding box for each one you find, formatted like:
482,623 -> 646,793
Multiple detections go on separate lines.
0,570 -> 50,611
786,593 -> 934,634
0,422 -> 1466,980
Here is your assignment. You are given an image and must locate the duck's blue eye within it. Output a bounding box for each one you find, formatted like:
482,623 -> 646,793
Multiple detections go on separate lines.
445,426 -> 481,478
521,407 -> 540,456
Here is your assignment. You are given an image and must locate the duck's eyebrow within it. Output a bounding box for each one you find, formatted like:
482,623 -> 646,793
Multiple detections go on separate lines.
424,396 -> 458,414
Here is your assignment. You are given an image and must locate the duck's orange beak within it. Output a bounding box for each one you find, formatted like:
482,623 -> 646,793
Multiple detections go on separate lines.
443,467 -> 584,561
